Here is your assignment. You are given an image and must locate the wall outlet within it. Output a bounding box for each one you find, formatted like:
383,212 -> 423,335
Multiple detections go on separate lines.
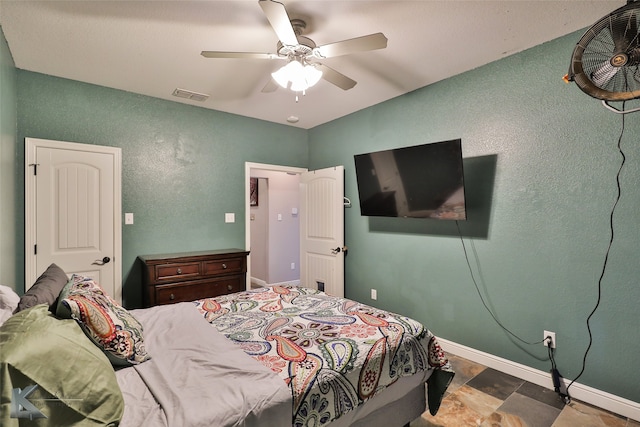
371,289 -> 377,300
543,330 -> 556,348
291,262 -> 295,270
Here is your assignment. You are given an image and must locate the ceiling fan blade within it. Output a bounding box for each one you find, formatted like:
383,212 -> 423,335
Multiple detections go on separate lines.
315,33 -> 387,58
261,79 -> 279,93
259,0 -> 298,46
316,64 -> 357,90
201,51 -> 280,60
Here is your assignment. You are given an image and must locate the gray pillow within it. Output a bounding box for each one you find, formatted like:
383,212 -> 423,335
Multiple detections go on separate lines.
15,263 -> 69,313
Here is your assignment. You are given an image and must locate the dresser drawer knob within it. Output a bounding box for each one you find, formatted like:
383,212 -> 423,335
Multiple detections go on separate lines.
222,263 -> 227,269
227,284 -> 233,291
177,268 -> 182,274
170,293 -> 175,300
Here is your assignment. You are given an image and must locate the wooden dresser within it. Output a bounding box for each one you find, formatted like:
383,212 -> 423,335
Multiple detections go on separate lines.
139,249 -> 249,307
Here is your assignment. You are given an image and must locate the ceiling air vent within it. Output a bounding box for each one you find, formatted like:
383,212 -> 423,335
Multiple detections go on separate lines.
172,88 -> 210,102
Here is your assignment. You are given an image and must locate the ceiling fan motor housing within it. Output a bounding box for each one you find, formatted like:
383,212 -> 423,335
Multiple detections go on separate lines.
277,35 -> 316,59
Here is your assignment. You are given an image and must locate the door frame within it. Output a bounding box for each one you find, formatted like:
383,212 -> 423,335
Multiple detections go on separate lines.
25,138 -> 122,295
244,162 -> 307,290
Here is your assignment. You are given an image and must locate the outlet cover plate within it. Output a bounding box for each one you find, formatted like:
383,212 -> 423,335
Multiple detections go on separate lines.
543,330 -> 556,348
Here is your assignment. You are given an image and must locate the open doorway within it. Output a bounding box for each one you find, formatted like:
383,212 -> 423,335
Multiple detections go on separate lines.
245,162 -> 306,289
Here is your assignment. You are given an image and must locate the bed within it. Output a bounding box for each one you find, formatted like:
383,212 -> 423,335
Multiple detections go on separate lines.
0,264 -> 454,427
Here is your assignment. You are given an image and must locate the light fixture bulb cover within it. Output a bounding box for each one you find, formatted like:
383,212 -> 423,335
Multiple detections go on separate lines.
271,61 -> 323,92
304,65 -> 323,87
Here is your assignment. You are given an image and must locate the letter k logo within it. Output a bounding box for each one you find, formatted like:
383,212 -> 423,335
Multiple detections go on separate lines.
10,384 -> 47,419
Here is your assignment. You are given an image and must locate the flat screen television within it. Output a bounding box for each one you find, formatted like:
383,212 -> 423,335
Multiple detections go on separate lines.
354,139 -> 466,220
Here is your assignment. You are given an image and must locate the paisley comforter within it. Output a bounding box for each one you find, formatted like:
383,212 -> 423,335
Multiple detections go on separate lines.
194,286 -> 454,427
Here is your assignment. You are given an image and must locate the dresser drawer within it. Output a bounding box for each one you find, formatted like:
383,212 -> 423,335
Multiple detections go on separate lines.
139,249 -> 249,308
154,277 -> 244,305
203,258 -> 244,276
155,262 -> 200,281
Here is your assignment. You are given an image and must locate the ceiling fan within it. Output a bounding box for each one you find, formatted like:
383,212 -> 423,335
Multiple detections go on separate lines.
201,0 -> 387,93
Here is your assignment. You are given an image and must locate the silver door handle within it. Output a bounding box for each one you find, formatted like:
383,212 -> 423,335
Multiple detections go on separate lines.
331,246 -> 348,255
93,256 -> 111,265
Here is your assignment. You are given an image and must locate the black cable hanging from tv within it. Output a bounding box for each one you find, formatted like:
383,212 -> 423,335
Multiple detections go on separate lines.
454,221 -> 546,347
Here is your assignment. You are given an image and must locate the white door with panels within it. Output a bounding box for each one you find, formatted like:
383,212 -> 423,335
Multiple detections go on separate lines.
300,166 -> 345,297
25,138 -> 122,302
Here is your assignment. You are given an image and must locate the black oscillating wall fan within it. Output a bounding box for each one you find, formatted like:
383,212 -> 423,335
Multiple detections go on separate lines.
565,0 -> 640,113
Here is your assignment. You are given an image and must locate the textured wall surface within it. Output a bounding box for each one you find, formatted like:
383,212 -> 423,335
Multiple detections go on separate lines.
16,72 -> 307,306
0,26 -> 17,290
308,30 -> 640,403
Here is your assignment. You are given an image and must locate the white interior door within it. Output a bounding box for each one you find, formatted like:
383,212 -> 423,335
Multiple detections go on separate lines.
300,166 -> 345,297
25,138 -> 122,302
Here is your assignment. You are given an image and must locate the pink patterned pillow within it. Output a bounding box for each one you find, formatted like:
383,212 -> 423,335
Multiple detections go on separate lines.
57,274 -> 150,366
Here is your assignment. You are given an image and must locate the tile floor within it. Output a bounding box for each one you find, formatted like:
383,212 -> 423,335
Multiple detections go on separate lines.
412,354 -> 640,427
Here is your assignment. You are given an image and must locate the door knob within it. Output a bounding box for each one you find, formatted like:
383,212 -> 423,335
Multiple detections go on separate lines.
93,256 -> 111,265
331,246 -> 348,255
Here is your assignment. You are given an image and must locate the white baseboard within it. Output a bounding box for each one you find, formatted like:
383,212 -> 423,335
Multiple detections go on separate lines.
250,278 -> 301,288
270,279 -> 301,287
438,338 -> 640,422
250,277 -> 267,288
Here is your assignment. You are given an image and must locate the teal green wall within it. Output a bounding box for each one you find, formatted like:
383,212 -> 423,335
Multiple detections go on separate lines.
16,71 -> 308,306
308,31 -> 639,402
0,25 -> 17,291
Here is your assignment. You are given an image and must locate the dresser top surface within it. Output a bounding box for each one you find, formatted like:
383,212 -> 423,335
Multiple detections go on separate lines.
138,248 -> 249,262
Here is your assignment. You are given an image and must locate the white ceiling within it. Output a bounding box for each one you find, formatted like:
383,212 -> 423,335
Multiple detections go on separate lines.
0,1 -> 624,129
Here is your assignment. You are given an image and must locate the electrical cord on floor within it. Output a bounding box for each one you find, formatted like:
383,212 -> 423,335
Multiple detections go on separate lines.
564,102 -> 628,403
548,340 -> 570,404
454,221 -> 545,346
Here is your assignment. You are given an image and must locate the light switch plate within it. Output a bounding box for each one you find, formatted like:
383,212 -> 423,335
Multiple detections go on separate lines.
225,213 -> 235,223
125,213 -> 134,224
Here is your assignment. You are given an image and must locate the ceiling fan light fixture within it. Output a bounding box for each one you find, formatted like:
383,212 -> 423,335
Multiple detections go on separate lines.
304,64 -> 323,86
272,60 -> 323,92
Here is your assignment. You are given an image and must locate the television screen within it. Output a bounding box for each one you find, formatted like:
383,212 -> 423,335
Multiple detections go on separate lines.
354,139 -> 466,220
